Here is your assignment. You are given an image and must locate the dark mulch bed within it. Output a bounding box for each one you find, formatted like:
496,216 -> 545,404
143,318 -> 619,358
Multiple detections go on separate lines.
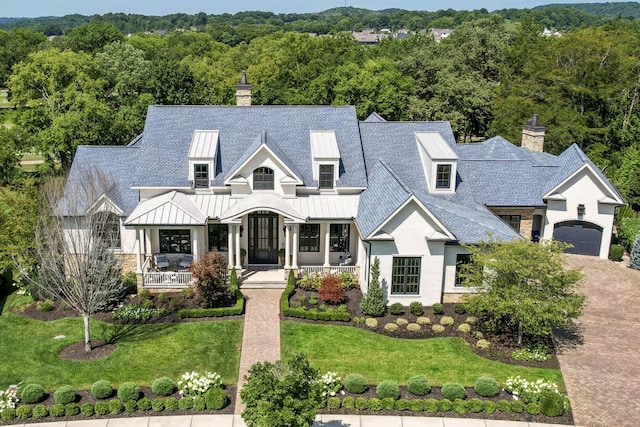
59,341 -> 117,361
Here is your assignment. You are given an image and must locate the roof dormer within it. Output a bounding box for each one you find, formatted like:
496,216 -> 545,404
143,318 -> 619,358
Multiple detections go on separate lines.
415,131 -> 458,194
310,130 -> 340,190
188,130 -> 219,189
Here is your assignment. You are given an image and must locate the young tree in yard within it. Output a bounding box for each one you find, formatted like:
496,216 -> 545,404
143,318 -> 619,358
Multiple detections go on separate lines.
359,256 -> 386,316
191,252 -> 233,308
22,170 -> 125,352
240,353 -> 322,427
461,238 -> 585,345
630,233 -> 640,270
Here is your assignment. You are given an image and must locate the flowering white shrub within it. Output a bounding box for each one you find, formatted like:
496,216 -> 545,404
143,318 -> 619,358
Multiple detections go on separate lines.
0,388 -> 18,414
319,371 -> 344,397
178,371 -> 221,397
512,345 -> 552,362
112,305 -> 166,321
504,376 -> 570,410
16,287 -> 29,296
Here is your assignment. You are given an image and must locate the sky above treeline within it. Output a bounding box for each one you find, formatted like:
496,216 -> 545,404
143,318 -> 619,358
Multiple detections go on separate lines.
3,0 -> 604,18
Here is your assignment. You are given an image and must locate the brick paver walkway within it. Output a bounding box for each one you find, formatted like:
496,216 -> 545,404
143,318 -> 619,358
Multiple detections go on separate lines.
557,255 -> 640,426
235,289 -> 282,414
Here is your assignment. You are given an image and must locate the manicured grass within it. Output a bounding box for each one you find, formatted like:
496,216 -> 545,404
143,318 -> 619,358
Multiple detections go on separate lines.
281,321 -> 564,389
0,294 -> 243,390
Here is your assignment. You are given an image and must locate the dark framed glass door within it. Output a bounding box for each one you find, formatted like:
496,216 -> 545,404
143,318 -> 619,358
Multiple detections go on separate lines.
248,211 -> 279,264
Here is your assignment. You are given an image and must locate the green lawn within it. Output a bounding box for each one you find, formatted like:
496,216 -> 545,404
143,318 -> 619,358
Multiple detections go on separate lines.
281,321 -> 564,389
0,294 -> 243,390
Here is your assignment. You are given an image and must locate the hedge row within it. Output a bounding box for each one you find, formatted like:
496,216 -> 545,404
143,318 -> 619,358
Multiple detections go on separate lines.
618,217 -> 640,252
280,280 -> 351,322
178,290 -> 244,318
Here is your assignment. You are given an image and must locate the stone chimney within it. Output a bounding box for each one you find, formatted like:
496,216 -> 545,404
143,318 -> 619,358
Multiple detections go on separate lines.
235,71 -> 252,106
521,114 -> 546,153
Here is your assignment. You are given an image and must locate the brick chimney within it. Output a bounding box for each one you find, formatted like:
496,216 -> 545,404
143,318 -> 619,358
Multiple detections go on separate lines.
521,114 -> 546,153
235,71 -> 252,106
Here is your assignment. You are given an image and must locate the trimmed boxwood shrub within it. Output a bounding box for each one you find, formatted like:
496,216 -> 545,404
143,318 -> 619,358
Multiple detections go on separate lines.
454,303 -> 467,314
432,303 -> 444,315
389,302 -> 404,315
281,307 -> 351,322
440,316 -> 454,326
407,375 -> 431,396
510,400 -> 525,413
376,380 -> 400,400
178,398 -> 194,410
152,377 -> 176,396
164,397 -> 179,411
124,400 -> 137,412
109,399 -> 124,415
540,392 -> 565,417
16,405 -> 32,419
117,382 -> 140,402
393,399 -> 411,411
91,380 -> 113,399
411,399 -> 425,411
438,398 -> 453,412
355,397 -> 367,410
137,397 -> 152,411
483,400 -> 497,414
381,397 -> 395,410
1,408 -> 16,420
20,384 -> 45,404
50,403 -> 65,417
341,396 -> 355,409
32,404 -> 48,418
367,398 -> 382,411
526,402 -> 541,415
496,399 -> 511,412
409,301 -> 423,316
327,396 -> 341,410
151,398 -> 165,412
441,383 -> 466,400
474,377 -> 500,397
344,374 -> 368,394
204,388 -> 228,410
425,398 -> 438,413
94,401 -> 110,415
65,403 -> 80,416
468,398 -> 483,413
192,396 -> 205,411
80,403 -> 95,417
453,398 -> 468,414
609,244 -> 624,261
54,385 -> 76,405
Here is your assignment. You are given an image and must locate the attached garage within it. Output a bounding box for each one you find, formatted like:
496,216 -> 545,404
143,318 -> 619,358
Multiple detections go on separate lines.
553,220 -> 603,256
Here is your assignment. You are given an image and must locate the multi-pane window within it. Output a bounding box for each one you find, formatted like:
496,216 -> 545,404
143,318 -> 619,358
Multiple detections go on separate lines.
299,224 -> 320,252
435,164 -> 451,189
208,224 -> 229,251
159,229 -> 191,254
253,167 -> 274,190
194,164 -> 209,188
499,215 -> 521,233
94,212 -> 121,249
391,257 -> 421,294
330,224 -> 350,252
319,164 -> 334,189
455,254 -> 472,287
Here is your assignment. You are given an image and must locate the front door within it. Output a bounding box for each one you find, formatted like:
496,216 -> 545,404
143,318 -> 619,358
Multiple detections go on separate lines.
248,211 -> 279,264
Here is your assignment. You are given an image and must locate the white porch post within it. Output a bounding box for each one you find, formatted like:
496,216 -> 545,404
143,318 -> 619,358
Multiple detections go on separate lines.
292,224 -> 298,269
235,224 -> 242,270
227,225 -> 234,269
323,223 -> 331,267
192,227 -> 198,260
284,224 -> 291,269
135,228 -> 142,273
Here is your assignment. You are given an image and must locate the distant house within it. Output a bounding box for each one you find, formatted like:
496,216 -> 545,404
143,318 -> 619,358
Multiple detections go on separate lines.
63,74 -> 623,305
430,28 -> 453,42
352,30 -> 384,45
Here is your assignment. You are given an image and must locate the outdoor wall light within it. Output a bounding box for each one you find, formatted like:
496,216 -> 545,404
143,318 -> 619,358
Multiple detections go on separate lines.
577,204 -> 586,217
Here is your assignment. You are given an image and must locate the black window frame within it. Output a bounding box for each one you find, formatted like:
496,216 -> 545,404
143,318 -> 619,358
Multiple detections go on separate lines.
391,257 -> 421,295
455,254 -> 472,287
499,215 -> 521,233
319,164 -> 334,189
329,224 -> 350,252
435,164 -> 451,189
299,224 -> 320,252
94,211 -> 121,249
208,224 -> 229,252
159,229 -> 192,254
253,167 -> 274,190
194,164 -> 209,189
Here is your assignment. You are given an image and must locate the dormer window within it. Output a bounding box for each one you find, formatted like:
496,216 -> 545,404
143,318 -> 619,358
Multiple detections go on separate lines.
194,164 -> 209,188
415,131 -> 458,194
253,167 -> 274,190
436,164 -> 451,189
319,165 -> 334,189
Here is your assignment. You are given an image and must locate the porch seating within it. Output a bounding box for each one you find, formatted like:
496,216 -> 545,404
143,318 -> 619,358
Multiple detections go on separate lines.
154,253 -> 170,270
179,254 -> 194,269
339,252 -> 352,266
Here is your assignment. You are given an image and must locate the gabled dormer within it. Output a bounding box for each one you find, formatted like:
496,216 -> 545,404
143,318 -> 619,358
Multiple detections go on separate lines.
188,130 -> 219,190
310,130 -> 340,191
415,131 -> 458,194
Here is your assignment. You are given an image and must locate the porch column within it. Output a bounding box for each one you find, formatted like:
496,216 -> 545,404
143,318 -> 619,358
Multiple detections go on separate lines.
323,223 -> 331,267
135,228 -> 142,273
292,224 -> 299,269
227,225 -> 234,269
235,224 -> 242,270
192,227 -> 198,260
284,224 -> 291,269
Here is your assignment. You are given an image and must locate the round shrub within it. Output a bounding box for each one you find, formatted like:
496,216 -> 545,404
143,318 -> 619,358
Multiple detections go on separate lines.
409,301 -> 423,316
395,317 -> 408,326
496,399 -> 511,412
50,403 -> 65,417
609,244 -> 624,261
367,398 -> 382,411
432,303 -> 444,315
1,408 -> 16,420
80,403 -> 95,417
37,299 -> 55,312
468,398 -> 483,413
476,339 -> 491,349
424,398 -> 438,413
32,404 -> 48,418
438,398 -> 453,412
376,380 -> 400,400
526,402 -> 541,415
411,399 -> 425,411
137,397 -> 152,411
457,323 -> 471,332
483,400 -> 497,414
16,405 -> 32,419
384,322 -> 398,332
204,388 -> 228,410
344,374 -> 368,394
474,377 -> 500,397
453,398 -> 467,414
381,397 -> 395,410
540,392 -> 565,417
117,382 -> 140,402
365,318 -> 378,328
389,302 -> 404,315
94,401 -> 110,416
20,383 -> 45,404
341,396 -> 355,409
407,375 -> 431,396
431,324 -> 445,333
109,399 -> 124,415
441,383 -> 466,400
407,323 -> 421,332
440,316 -> 454,326
192,396 -> 205,411
91,380 -> 113,399
54,385 -> 76,405
465,316 -> 478,325
510,400 -> 525,413
355,397 -> 367,410
472,331 -> 484,339
65,403 -> 80,417
454,303 -> 467,314
327,396 -> 341,410
151,398 -> 164,412
152,377 -> 176,396
416,316 -> 431,325
394,399 -> 411,411
124,400 -> 137,412
164,397 -> 178,411
178,398 -> 194,410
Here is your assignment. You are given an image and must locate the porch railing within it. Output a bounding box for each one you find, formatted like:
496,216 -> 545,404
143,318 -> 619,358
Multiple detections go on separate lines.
297,265 -> 358,277
142,271 -> 193,288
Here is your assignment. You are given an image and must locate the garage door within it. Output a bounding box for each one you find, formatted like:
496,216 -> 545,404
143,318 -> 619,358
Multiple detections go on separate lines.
553,220 -> 603,256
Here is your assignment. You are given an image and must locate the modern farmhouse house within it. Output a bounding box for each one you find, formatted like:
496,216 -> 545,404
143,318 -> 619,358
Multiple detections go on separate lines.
64,76 -> 623,305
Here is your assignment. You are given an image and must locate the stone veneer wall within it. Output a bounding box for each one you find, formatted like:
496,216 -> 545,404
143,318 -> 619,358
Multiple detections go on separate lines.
489,208 -> 534,240
442,293 -> 465,303
116,254 -> 138,274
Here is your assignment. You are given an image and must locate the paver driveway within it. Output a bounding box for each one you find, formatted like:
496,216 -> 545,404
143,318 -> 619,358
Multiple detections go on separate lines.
558,255 -> 640,427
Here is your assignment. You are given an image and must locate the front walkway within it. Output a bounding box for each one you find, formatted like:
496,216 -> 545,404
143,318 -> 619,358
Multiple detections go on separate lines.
557,255 -> 640,427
